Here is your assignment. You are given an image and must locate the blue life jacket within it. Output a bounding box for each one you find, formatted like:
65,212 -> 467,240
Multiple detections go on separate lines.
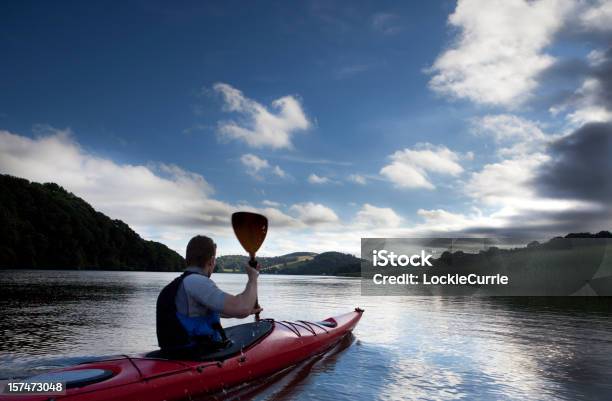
176,310 -> 223,343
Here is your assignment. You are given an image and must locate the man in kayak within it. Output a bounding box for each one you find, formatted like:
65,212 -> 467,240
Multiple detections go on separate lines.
156,235 -> 262,356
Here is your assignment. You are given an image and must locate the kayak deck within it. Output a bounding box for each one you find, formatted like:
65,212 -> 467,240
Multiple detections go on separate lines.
7,309 -> 363,401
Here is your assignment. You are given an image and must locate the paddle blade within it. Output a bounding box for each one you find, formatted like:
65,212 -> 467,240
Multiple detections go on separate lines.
231,212 -> 268,255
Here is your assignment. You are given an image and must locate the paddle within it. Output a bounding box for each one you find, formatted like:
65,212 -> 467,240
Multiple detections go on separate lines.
231,211 -> 268,321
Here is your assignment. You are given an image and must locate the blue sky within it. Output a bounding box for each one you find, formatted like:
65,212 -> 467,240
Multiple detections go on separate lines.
1,0 -> 611,255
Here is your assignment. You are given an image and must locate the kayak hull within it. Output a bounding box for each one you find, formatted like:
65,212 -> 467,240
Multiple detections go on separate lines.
4,309 -> 363,401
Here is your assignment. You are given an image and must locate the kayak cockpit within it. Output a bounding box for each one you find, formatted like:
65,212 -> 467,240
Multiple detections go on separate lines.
25,368 -> 115,389
145,319 -> 274,362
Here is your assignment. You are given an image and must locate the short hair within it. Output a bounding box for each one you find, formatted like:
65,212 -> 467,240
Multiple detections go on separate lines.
185,235 -> 216,267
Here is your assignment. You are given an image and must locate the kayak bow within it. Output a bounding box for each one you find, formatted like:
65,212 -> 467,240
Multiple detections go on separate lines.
5,309 -> 363,401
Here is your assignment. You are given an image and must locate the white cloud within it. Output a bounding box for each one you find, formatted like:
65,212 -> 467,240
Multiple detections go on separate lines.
240,153 -> 269,177
262,199 -> 282,207
214,83 -> 311,149
240,153 -> 288,180
348,174 -> 367,185
417,208 -> 480,232
473,114 -> 547,143
0,129 -> 234,233
272,165 -> 287,178
565,78 -> 612,127
415,198 -> 599,236
567,105 -> 612,127
289,202 -> 339,225
259,207 -> 301,228
381,160 -> 433,189
471,114 -> 551,156
380,143 -> 463,190
465,154 -> 548,205
355,203 -> 402,228
549,44 -> 612,128
429,0 -> 574,106
587,49 -> 607,66
307,173 -> 331,184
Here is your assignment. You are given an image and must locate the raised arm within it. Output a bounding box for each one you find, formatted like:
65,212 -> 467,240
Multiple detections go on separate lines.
222,264 -> 261,318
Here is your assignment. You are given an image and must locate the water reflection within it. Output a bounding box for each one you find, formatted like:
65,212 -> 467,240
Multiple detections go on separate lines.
1,271 -> 611,400
206,334 -> 358,401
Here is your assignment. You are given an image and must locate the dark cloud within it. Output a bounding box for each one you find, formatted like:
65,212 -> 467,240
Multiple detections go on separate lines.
530,58 -> 590,110
474,207 -> 612,234
456,123 -> 612,239
534,47 -> 612,111
555,21 -> 612,49
591,47 -> 612,109
534,122 -> 612,202
519,47 -> 612,236
460,206 -> 612,240
538,58 -> 591,83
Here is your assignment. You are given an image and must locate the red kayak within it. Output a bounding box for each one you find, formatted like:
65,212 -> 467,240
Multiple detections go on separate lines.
3,309 -> 363,401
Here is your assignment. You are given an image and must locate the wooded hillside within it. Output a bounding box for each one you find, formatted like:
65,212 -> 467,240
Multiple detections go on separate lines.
0,174 -> 185,270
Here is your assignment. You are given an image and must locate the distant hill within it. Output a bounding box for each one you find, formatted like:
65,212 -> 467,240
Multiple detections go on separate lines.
264,251 -> 361,276
280,252 -> 318,258
0,174 -> 185,270
565,232 -> 612,239
215,252 -> 317,273
216,252 -> 360,276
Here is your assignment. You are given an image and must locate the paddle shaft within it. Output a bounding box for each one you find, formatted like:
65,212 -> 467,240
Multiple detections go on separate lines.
248,256 -> 261,321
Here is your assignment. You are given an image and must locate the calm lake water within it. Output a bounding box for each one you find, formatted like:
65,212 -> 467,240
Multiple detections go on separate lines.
1,270 -> 612,400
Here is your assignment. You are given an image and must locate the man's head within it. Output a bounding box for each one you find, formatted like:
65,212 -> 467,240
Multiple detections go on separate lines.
186,235 -> 217,276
